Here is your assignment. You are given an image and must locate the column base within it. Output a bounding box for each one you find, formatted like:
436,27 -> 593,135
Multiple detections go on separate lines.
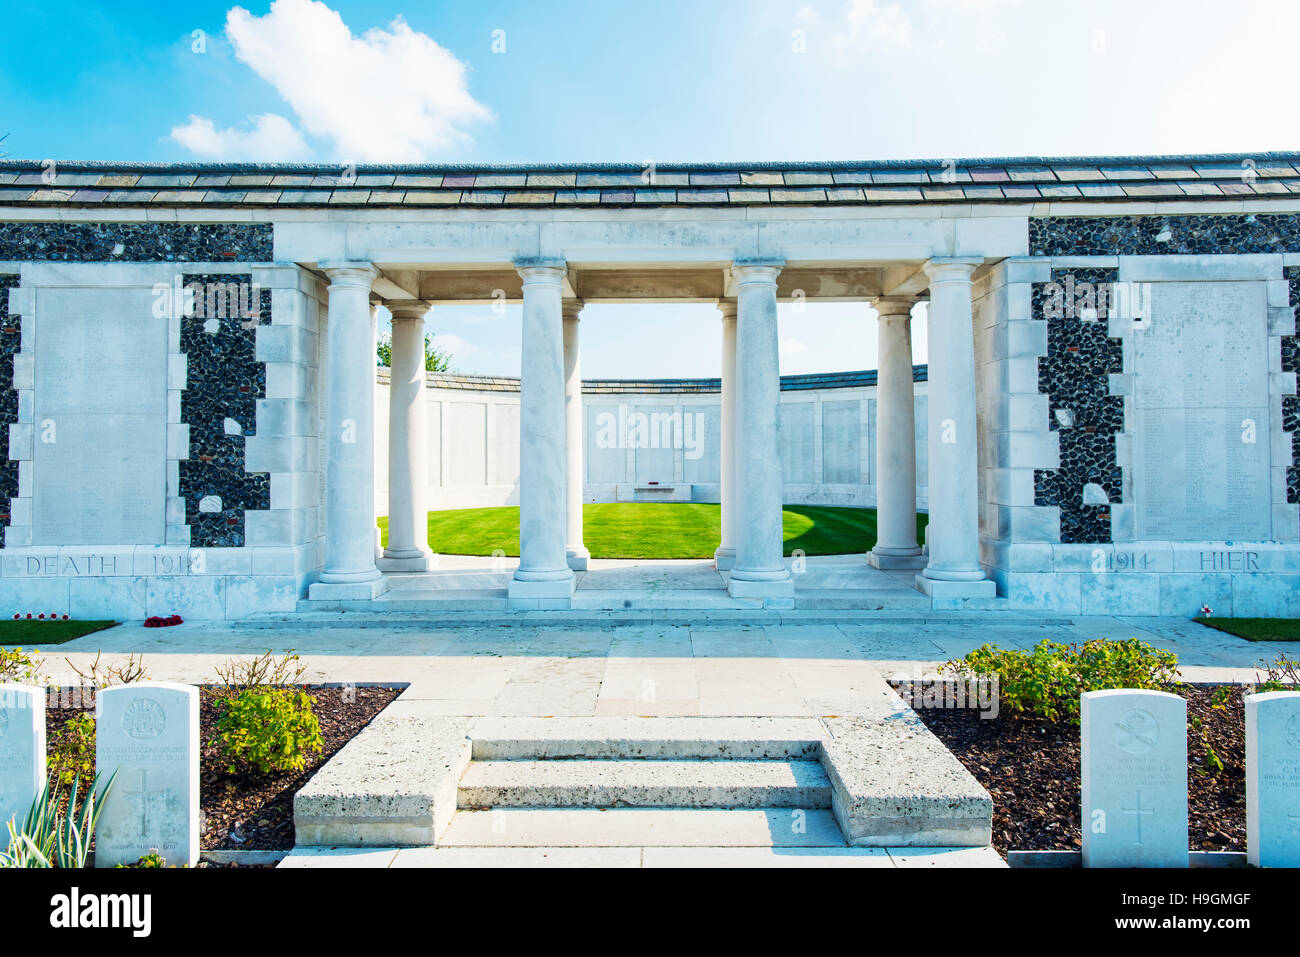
508,572 -> 576,609
727,572 -> 794,601
868,547 -> 926,570
378,549 -> 432,572
308,577 -> 391,601
914,574 -> 997,599
713,545 -> 736,571
566,546 -> 590,571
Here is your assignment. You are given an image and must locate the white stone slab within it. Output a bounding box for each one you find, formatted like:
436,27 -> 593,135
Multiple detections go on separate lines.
94,682 -> 200,868
1081,689 -> 1187,868
1131,281 -> 1271,541
32,286 -> 168,545
0,683 -> 45,827
1245,691 -> 1300,867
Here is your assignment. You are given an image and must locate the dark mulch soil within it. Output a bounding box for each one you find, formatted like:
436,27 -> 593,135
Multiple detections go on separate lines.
893,683 -> 1247,857
46,685 -> 399,852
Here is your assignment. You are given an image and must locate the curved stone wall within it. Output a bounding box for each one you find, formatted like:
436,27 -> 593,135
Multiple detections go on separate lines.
374,369 -> 930,513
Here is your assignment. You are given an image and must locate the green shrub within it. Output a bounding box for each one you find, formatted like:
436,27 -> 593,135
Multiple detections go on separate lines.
945,638 -> 1179,724
49,714 -> 95,788
0,647 -> 42,684
213,687 -> 323,776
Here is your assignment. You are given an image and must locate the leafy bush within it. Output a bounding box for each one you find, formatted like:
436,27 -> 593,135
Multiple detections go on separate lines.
944,638 -> 1179,724
213,649 -> 306,698
49,714 -> 96,788
0,647 -> 42,684
0,771 -> 115,868
1254,654 -> 1299,692
213,687 -> 323,776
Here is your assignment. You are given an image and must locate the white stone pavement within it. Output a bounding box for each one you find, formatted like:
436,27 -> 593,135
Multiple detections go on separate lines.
15,612 -> 1293,710
277,844 -> 1005,868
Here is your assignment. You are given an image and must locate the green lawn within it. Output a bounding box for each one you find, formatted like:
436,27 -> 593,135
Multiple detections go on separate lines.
1194,617 -> 1300,642
378,503 -> 925,560
0,619 -> 119,646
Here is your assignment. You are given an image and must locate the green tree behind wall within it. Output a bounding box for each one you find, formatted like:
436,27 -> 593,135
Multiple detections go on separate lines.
377,332 -> 451,372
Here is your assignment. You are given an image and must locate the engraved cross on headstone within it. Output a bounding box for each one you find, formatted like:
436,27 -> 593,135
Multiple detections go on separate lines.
123,769 -> 167,840
1122,790 -> 1154,844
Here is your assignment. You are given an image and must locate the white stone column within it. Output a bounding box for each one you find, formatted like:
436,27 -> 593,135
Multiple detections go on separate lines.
563,299 -> 589,570
917,259 -> 995,598
868,298 -> 925,570
714,300 -> 738,570
310,262 -> 387,599
727,263 -> 793,601
379,301 -> 432,571
509,260 -> 575,605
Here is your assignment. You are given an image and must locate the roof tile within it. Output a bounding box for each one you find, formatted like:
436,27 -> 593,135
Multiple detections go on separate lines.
771,187 -> 828,201
740,171 -> 784,185
865,186 -> 924,201
576,172 -> 644,187
393,174 -> 443,187
783,171 -> 835,185
727,188 -> 770,203
677,188 -> 731,203
404,190 -> 462,204
689,171 -> 740,186
968,169 -> 1010,183
601,189 -> 636,203
473,174 -> 527,187
526,173 -> 576,187
554,189 -> 602,204
505,190 -> 555,203
825,186 -> 865,201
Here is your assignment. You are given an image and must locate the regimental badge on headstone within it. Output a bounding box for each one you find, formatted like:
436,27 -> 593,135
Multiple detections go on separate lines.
94,682 -> 200,868
1081,689 -> 1188,868
0,684 -> 45,828
1246,691 -> 1300,868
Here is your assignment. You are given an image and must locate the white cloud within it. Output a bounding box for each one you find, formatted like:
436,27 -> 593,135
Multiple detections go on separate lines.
841,0 -> 912,48
169,112 -> 311,160
226,0 -> 490,161
172,0 -> 491,162
429,333 -> 476,360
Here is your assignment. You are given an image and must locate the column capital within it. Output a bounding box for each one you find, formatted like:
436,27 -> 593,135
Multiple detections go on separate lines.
321,261 -> 378,289
731,260 -> 783,285
716,299 -> 738,321
923,258 -> 980,284
872,297 -> 921,320
561,298 -> 584,322
514,258 -> 567,285
387,300 -> 431,322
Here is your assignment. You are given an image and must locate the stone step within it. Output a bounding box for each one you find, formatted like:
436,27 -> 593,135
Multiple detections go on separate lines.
440,807 -> 847,847
469,716 -> 824,761
570,590 -> 762,610
458,759 -> 832,809
795,589 -> 933,610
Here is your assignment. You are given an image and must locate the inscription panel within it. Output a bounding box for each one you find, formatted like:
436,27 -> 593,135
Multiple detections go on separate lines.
32,287 -> 167,545
1132,282 -> 1271,541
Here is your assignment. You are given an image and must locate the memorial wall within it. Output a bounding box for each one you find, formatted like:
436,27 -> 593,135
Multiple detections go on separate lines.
372,370 -> 931,513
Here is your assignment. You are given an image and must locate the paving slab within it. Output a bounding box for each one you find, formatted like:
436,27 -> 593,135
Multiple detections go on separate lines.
467,716 -> 824,759
820,713 -> 993,847
293,704 -> 472,846
459,758 -> 832,809
439,807 -> 847,847
642,846 -> 895,867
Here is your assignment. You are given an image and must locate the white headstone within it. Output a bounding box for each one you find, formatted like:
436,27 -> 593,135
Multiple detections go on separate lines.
94,682 -> 199,868
0,683 -> 45,827
1246,691 -> 1300,867
1081,689 -> 1188,867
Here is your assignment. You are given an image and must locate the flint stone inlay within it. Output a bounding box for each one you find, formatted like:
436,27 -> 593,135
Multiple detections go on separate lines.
0,222 -> 272,262
179,273 -> 270,547
1033,268 -> 1123,543
1030,213 -> 1300,256
0,275 -> 18,528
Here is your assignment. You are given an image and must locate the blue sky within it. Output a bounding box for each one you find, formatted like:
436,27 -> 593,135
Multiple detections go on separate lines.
2,0 -> 1295,376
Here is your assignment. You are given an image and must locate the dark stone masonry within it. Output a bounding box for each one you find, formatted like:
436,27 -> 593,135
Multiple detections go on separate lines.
0,221 -> 272,262
1029,212 -> 1300,257
1284,267 -> 1299,515
1032,267 -> 1124,544
0,274 -> 19,527
178,273 -> 271,547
